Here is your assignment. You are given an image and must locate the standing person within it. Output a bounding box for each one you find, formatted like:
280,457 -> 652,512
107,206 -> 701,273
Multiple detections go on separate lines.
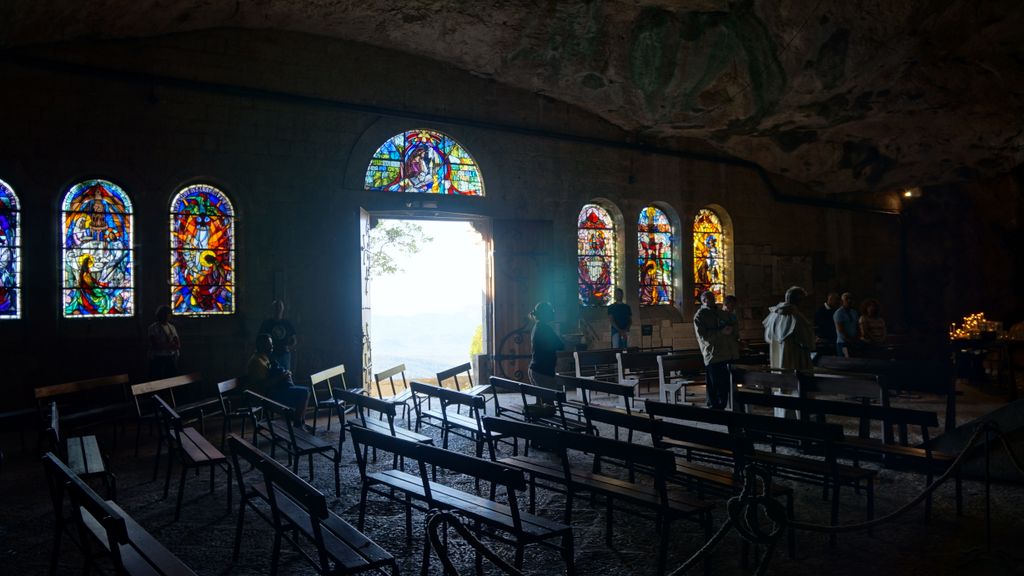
528,301 -> 565,391
763,286 -> 814,370
607,288 -> 632,349
259,300 -> 297,371
693,291 -> 737,410
859,299 -> 887,345
834,292 -> 860,357
814,292 -> 841,355
245,333 -> 309,426
147,305 -> 180,380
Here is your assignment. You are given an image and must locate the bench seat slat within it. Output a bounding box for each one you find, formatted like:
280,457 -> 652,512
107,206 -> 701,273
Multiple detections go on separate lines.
360,419 -> 432,444
108,501 -> 198,576
179,428 -> 226,463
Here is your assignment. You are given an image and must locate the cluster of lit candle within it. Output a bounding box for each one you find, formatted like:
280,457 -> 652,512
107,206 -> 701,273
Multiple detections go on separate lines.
949,312 -> 1002,340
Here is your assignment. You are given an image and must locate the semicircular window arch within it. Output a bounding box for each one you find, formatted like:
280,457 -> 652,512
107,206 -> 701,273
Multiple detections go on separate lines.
638,205 -> 674,306
364,129 -> 484,195
61,179 -> 134,317
170,184 -> 236,315
0,179 -> 21,319
577,203 -> 617,306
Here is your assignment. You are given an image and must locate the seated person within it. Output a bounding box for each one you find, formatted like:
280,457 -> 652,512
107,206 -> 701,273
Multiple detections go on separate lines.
245,333 -> 309,426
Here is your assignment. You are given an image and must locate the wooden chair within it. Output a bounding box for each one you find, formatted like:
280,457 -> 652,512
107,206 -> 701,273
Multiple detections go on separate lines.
46,401 -> 116,499
308,364 -> 347,432
372,363 -> 414,421
153,396 -> 233,521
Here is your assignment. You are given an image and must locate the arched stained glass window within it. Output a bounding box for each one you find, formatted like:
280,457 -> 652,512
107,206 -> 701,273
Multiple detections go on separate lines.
638,205 -> 673,305
578,203 -> 616,306
62,179 -> 134,317
170,184 -> 236,315
365,129 -> 484,195
0,179 -> 21,319
693,208 -> 726,302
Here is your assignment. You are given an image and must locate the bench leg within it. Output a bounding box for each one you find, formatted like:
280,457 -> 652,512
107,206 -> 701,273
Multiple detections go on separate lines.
270,527 -> 283,576
233,498 -> 247,562
955,471 -> 964,516
405,493 -> 413,541
358,483 -> 369,531
48,520 -> 62,576
333,452 -> 341,496
605,496 -> 614,547
420,521 -> 433,576
829,480 -> 840,547
175,465 -> 188,521
562,531 -> 577,576
163,454 -> 174,499
514,544 -> 525,569
656,513 -> 669,576
152,433 -> 164,481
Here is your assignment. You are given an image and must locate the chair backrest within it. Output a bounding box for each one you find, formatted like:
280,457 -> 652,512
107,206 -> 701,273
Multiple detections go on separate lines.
556,374 -> 634,411
245,390 -> 297,444
436,363 -> 473,392
411,380 -> 485,411
130,373 -> 203,418
488,376 -> 522,395
373,364 -> 407,399
309,363 -> 346,403
728,365 -> 799,394
348,424 -> 427,478
153,395 -> 186,446
216,378 -> 242,412
335,389 -> 397,431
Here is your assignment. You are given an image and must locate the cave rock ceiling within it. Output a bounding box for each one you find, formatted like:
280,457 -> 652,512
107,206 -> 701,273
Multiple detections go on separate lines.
3,0 -> 1024,195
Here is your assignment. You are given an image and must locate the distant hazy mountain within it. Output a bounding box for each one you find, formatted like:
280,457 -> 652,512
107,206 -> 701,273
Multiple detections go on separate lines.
370,307 -> 482,379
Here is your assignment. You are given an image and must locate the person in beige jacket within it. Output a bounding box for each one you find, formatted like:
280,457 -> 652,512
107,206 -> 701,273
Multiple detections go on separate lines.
693,290 -> 739,409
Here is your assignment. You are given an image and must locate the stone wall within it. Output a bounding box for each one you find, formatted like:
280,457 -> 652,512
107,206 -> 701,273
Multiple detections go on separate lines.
0,29 -> 903,407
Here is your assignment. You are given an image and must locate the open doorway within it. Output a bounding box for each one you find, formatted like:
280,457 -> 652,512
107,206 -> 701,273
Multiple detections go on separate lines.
365,217 -> 488,383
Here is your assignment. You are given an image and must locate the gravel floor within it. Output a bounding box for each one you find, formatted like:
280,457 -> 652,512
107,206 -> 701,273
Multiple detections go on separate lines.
2,384 -> 1023,576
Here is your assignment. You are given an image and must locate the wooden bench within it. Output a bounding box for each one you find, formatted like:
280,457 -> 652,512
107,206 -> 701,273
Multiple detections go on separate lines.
348,425 -> 576,576
43,452 -> 198,576
557,374 -> 636,441
410,380 -> 499,459
572,349 -> 622,385
228,434 -> 399,575
372,363 -> 414,422
488,376 -> 530,422
47,401 -> 116,499
645,400 -> 875,544
35,374 -> 132,440
130,373 -> 220,455
616,350 -> 666,398
582,405 -> 796,558
481,416 -> 713,576
336,388 -> 433,465
308,363 -> 349,432
436,362 -> 492,414
153,396 -> 233,521
247,390 -> 341,495
657,353 -> 706,405
518,381 -> 592,435
216,378 -> 260,449
733,389 -> 962,518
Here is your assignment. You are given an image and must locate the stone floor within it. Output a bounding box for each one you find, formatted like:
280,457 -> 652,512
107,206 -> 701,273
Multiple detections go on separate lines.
2,382 -> 1023,575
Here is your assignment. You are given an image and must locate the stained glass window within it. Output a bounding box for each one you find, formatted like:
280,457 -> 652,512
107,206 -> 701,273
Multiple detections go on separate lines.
170,184 -> 235,315
578,203 -> 616,306
638,205 -> 673,305
62,179 -> 134,317
0,179 -> 21,319
365,129 -> 484,195
693,208 -> 726,302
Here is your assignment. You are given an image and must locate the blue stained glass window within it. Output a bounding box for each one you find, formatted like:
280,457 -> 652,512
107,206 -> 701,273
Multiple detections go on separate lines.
365,129 -> 484,195
61,179 -> 134,317
638,205 -> 673,305
0,179 -> 20,319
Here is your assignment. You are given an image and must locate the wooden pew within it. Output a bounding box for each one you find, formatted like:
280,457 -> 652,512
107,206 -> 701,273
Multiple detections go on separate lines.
481,416 -> 713,576
616,350 -> 666,398
644,400 -> 876,544
246,390 -> 341,495
732,389 -> 962,518
47,401 -> 116,499
410,381 -> 500,459
34,374 -> 132,439
657,353 -> 705,405
229,435 -> 399,576
436,362 -> 493,413
348,425 -> 576,576
488,376 -> 530,421
43,452 -> 198,576
572,349 -> 622,384
130,373 -> 220,455
335,388 -> 433,458
216,378 -> 260,449
557,374 -> 636,441
517,381 -> 592,435
153,396 -> 233,521
372,363 -> 414,421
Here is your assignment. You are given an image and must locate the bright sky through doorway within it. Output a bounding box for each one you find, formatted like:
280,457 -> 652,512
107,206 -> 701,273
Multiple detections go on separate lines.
369,219 -> 486,378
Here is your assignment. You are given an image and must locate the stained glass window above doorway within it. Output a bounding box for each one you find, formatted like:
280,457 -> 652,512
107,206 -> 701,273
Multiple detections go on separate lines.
170,184 -> 236,315
61,179 -> 134,317
365,129 -> 484,195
